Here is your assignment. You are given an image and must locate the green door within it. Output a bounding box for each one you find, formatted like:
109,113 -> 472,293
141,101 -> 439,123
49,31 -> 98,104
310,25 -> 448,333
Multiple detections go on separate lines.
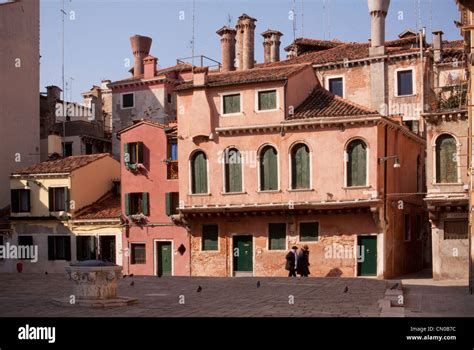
233,235 -> 253,273
157,242 -> 172,277
358,236 -> 377,276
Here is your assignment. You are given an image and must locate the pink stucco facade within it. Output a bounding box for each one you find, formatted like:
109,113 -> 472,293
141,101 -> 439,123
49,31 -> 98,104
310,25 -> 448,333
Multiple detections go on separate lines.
120,122 -> 190,276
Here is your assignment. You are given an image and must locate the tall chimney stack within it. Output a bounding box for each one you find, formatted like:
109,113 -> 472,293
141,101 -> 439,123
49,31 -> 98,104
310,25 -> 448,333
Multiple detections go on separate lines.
130,35 -> 152,77
236,14 -> 257,70
262,30 -> 283,63
368,0 -> 390,55
217,26 -> 237,72
432,30 -> 444,63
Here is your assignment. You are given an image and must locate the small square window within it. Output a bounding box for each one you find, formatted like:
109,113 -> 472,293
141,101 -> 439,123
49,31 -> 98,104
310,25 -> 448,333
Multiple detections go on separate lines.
328,77 -> 343,97
300,222 -> 319,242
202,224 -> 218,251
62,142 -> 73,157
223,93 -> 241,115
131,243 -> 146,264
11,189 -> 30,213
49,187 -> 68,212
258,90 -> 277,111
269,223 -> 286,250
397,70 -> 413,96
122,93 -> 134,109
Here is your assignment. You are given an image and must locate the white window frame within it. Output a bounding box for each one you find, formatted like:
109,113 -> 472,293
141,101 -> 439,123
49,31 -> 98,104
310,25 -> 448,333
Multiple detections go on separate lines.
220,91 -> 243,116
153,239 -> 174,276
48,185 -> 69,214
394,67 -> 416,97
255,88 -> 279,113
200,224 -> 220,252
325,75 -> 345,98
121,92 -> 135,109
267,222 -> 287,251
344,138 -> 370,188
298,220 -> 320,243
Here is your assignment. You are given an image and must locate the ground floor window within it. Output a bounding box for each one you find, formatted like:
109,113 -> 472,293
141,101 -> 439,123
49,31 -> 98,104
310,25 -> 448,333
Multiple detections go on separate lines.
268,223 -> 286,250
202,224 -> 218,251
131,243 -> 146,264
444,220 -> 468,240
77,236 -> 116,263
299,222 -> 319,242
48,236 -> 71,261
18,236 -> 34,260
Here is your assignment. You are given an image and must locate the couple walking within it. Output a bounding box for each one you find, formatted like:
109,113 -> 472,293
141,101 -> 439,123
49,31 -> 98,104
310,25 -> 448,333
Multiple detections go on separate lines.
285,245 -> 310,277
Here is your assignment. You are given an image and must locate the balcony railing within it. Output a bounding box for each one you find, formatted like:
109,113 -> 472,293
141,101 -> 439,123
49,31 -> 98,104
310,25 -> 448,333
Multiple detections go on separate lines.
167,160 -> 178,179
433,83 -> 468,111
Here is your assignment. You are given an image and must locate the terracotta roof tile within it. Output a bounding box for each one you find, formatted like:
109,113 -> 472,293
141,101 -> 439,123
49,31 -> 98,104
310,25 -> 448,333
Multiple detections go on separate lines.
289,86 -> 378,120
75,192 -> 121,220
12,154 -> 109,175
284,38 -> 344,52
109,63 -> 193,87
176,63 -> 310,91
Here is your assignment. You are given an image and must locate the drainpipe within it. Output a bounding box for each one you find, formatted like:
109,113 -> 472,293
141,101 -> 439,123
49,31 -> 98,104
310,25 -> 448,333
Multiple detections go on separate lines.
419,28 -> 425,136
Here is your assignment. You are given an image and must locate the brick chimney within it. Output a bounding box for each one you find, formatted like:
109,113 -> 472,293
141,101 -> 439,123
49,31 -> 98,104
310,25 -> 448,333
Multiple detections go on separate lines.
46,85 -> 62,102
193,66 -> 209,87
236,14 -> 257,70
262,30 -> 283,63
432,30 -> 444,63
130,35 -> 152,77
216,26 -> 236,72
368,0 -> 390,56
143,55 -> 158,79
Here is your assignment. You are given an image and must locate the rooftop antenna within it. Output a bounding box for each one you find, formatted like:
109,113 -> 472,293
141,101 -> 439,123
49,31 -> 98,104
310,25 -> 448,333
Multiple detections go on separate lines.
191,0 -> 196,66
60,0 -> 67,155
227,14 -> 232,27
292,0 -> 297,41
301,0 -> 305,38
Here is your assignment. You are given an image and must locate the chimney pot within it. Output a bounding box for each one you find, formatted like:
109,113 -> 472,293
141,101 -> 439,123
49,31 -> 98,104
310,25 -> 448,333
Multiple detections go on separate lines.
432,30 -> 444,63
193,67 -> 209,87
130,35 -> 152,77
368,0 -> 390,54
143,55 -> 158,79
236,14 -> 257,70
217,26 -> 237,72
262,30 -> 283,63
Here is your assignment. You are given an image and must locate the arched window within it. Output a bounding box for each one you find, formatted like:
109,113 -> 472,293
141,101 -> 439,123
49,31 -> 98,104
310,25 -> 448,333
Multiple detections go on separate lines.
291,143 -> 310,189
224,148 -> 242,193
260,146 -> 278,191
191,151 -> 208,194
436,134 -> 457,183
346,140 -> 367,187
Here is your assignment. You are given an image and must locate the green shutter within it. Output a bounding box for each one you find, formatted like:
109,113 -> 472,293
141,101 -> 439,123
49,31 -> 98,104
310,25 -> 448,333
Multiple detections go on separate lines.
124,193 -> 131,216
192,152 -> 208,194
258,90 -> 276,110
292,144 -> 310,189
224,94 -> 240,114
202,225 -> 218,250
165,192 -> 173,216
124,143 -> 130,167
347,140 -> 367,187
436,135 -> 457,183
269,223 -> 286,250
300,222 -> 319,242
48,236 -> 55,260
48,188 -> 54,211
137,142 -> 144,164
142,192 -> 149,216
11,190 -> 19,213
225,149 -> 242,193
261,147 -> 278,191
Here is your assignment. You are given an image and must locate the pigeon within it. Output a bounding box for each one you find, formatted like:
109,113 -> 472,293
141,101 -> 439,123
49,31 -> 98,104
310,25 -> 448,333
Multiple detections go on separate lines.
256,281 -> 261,288
196,286 -> 202,293
130,281 -> 135,286
129,273 -> 134,277
343,286 -> 349,293
44,271 -> 48,275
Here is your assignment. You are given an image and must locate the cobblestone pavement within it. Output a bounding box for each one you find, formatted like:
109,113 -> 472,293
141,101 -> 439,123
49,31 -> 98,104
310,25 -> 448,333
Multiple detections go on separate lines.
0,274 -> 388,317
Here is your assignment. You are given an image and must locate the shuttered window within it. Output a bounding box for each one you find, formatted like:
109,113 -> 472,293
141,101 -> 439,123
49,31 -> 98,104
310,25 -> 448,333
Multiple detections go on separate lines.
11,189 -> 30,213
347,140 -> 367,187
131,243 -> 146,264
260,146 -> 278,191
191,151 -> 208,194
124,142 -> 144,168
224,148 -> 243,193
258,90 -> 277,111
436,134 -> 457,183
48,187 -> 68,212
269,223 -> 286,250
223,93 -> 241,114
47,236 -> 71,261
300,222 -> 319,242
397,69 -> 413,96
444,220 -> 468,239
165,192 -> 179,216
202,224 -> 218,251
125,192 -> 149,216
291,144 -> 310,189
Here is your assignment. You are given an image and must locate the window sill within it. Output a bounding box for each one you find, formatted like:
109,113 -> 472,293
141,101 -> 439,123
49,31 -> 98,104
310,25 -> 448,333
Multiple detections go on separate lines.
267,249 -> 287,252
342,186 -> 372,190
394,94 -> 416,98
287,188 -> 314,192
255,109 -> 279,113
257,190 -> 281,193
220,113 -> 243,117
121,106 -> 134,110
188,193 -> 211,197
432,182 -> 464,186
200,250 -> 220,253
221,191 -> 247,196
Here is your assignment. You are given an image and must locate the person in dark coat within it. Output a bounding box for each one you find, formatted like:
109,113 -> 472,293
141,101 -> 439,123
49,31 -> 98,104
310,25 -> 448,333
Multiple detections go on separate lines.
297,245 -> 310,277
285,246 -> 298,277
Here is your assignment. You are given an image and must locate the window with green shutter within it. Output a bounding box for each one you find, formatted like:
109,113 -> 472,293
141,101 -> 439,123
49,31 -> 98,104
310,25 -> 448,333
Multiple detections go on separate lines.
436,134 -> 457,183
191,151 -> 208,194
258,90 -> 277,111
124,142 -> 144,168
260,146 -> 278,191
223,93 -> 241,115
165,192 -> 179,216
347,140 -> 367,187
224,148 -> 242,193
300,222 -> 319,242
291,144 -> 310,189
269,223 -> 286,250
202,224 -> 218,251
126,192 -> 149,215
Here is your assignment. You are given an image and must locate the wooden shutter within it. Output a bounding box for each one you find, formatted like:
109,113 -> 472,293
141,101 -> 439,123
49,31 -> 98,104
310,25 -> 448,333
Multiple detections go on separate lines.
123,143 -> 130,167
347,140 -> 367,187
225,149 -> 242,193
269,223 -> 286,250
436,135 -> 457,183
10,190 -> 19,213
261,147 -> 278,191
48,236 -> 55,260
300,222 -> 319,242
48,188 -> 54,211
259,90 -> 276,110
202,224 -> 218,250
292,144 -> 310,189
142,192 -> 149,216
124,193 -> 131,216
137,142 -> 144,164
165,192 -> 173,216
192,152 -> 207,193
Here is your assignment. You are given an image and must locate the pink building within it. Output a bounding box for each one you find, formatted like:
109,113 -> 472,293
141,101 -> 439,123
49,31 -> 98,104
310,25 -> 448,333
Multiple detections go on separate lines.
118,121 -> 190,276
175,14 -> 426,279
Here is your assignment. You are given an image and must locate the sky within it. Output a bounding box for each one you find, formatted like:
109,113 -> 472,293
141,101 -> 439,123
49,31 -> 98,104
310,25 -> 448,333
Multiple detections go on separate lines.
40,0 -> 462,102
